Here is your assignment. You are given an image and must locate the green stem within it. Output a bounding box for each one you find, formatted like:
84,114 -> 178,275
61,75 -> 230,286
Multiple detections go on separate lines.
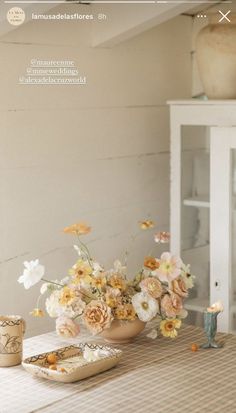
152,313 -> 161,319
158,298 -> 164,320
120,231 -> 140,268
123,250 -> 129,266
79,290 -> 93,300
147,248 -> 154,257
77,235 -> 93,267
122,226 -> 156,276
41,278 -> 64,287
36,294 -> 42,308
73,314 -> 82,321
41,277 -> 93,302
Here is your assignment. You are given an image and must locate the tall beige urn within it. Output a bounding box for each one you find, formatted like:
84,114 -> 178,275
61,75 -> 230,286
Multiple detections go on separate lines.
196,14 -> 236,99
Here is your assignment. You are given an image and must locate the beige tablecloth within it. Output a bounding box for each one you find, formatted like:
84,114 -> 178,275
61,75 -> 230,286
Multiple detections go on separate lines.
0,324 -> 235,413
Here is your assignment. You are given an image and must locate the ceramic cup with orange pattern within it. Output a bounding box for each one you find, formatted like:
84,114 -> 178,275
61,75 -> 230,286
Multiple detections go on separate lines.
0,315 -> 25,367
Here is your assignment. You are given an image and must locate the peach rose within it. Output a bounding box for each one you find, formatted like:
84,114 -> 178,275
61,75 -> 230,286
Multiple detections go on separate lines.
83,300 -> 113,334
140,277 -> 163,298
105,287 -> 122,308
171,278 -> 188,298
56,316 -> 80,338
161,292 -> 183,318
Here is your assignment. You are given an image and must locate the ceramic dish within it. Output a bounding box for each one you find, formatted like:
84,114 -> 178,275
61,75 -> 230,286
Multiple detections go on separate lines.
22,343 -> 122,383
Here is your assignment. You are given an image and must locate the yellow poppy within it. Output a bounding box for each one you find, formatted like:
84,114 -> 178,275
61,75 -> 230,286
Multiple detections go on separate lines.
160,318 -> 181,338
30,308 -> 45,317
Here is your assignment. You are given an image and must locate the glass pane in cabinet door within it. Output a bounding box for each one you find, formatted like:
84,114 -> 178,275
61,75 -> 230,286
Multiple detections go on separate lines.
231,149 -> 236,332
181,126 -> 210,326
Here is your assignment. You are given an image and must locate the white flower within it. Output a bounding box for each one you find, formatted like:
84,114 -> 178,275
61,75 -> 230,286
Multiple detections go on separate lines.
61,276 -> 69,285
108,260 -> 127,277
113,260 -> 126,276
83,347 -> 99,362
181,264 -> 195,289
83,346 -> 110,362
93,262 -> 104,276
41,279 -> 65,295
40,282 -> 49,295
72,297 -> 86,315
132,292 -> 159,322
147,329 -> 158,339
63,297 -> 86,318
74,245 -> 82,256
18,259 -> 45,290
45,290 -> 62,318
73,245 -> 88,260
46,288 -> 86,319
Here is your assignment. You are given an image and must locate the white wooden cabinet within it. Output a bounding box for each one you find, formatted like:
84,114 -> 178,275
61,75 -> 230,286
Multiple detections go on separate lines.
169,100 -> 236,332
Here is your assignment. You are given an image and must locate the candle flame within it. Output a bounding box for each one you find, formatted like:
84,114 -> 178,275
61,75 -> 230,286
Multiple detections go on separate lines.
207,301 -> 224,313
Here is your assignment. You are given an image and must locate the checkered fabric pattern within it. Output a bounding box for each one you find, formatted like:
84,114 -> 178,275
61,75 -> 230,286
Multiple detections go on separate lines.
0,325 -> 235,413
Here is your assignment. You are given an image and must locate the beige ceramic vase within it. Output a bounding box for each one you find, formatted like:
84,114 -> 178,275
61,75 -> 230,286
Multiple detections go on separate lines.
100,318 -> 146,344
0,315 -> 25,367
196,14 -> 236,99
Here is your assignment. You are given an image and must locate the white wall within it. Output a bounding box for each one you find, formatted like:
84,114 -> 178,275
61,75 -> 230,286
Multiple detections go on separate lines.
0,5 -> 192,336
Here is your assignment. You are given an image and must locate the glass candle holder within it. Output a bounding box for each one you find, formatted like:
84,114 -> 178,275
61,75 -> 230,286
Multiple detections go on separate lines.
201,310 -> 223,349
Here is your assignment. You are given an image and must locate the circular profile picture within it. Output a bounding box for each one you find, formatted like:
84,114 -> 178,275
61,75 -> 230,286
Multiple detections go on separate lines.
7,7 -> 25,26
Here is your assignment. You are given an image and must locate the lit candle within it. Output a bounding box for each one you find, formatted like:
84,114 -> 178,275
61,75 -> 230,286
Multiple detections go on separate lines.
201,301 -> 223,349
206,301 -> 224,313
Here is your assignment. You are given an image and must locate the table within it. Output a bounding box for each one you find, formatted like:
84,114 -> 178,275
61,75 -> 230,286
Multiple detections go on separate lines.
0,324 -> 235,413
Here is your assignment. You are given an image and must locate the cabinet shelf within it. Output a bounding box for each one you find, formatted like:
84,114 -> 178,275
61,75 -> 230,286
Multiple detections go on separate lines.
185,298 -> 209,313
182,244 -> 209,254
230,304 -> 236,314
183,196 -> 209,208
185,299 -> 236,315
170,100 -> 236,332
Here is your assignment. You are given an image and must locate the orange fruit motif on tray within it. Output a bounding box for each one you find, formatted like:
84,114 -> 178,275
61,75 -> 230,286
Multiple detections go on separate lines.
191,343 -> 199,352
49,364 -> 57,370
47,354 -> 58,364
59,367 -> 66,373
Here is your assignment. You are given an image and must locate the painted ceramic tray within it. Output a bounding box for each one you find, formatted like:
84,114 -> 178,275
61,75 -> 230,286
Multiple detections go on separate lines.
22,343 -> 122,383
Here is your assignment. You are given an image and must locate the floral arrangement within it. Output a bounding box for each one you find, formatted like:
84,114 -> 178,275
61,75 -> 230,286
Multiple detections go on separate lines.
18,221 -> 194,339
